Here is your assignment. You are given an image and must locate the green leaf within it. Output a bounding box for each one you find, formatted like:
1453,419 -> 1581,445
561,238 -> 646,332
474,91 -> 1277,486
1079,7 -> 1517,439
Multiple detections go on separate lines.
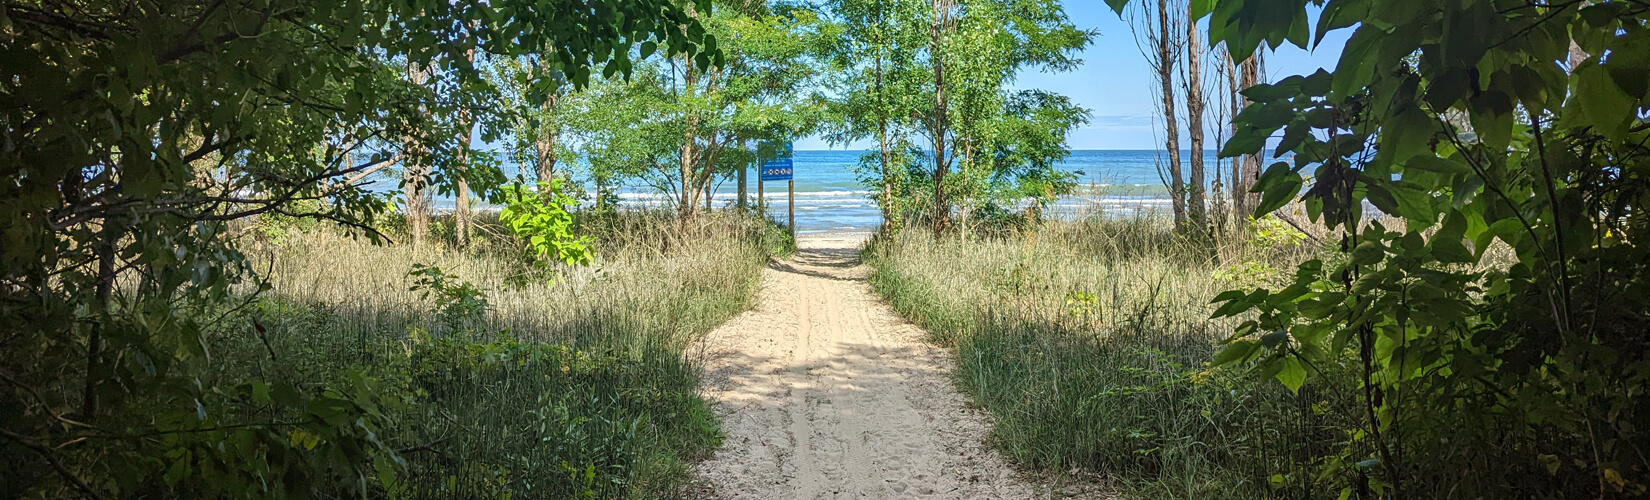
1403,155 -> 1469,175
164,451 -> 192,485
1276,357 -> 1306,393
1571,64 -> 1635,133
1190,0 -> 1217,20
1467,90 -> 1514,151
1254,166 -> 1303,217
1212,296 -> 1255,318
1301,69 -> 1333,97
1261,329 -> 1289,348
1213,340 -> 1261,366
1430,210 -> 1474,263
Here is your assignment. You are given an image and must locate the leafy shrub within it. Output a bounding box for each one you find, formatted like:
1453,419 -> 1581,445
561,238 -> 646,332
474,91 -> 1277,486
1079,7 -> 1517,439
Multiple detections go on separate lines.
408,264 -> 490,332
500,180 -> 593,268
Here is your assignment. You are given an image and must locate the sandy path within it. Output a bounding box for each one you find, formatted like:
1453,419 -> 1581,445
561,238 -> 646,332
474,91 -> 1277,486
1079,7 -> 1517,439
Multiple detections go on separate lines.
690,234 -> 1055,499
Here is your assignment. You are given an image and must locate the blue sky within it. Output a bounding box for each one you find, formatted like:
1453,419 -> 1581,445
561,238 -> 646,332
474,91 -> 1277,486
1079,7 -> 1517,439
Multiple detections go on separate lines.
796,1 -> 1351,151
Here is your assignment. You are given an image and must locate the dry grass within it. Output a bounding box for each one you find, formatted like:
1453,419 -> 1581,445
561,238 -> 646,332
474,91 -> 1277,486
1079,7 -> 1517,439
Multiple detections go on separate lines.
258,211 -> 774,348
868,211 -> 1352,499
209,210 -> 787,498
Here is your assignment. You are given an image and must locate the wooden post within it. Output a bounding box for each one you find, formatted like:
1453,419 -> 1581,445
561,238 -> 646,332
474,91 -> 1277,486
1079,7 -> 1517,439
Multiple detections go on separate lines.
788,179 -> 795,240
758,179 -> 765,216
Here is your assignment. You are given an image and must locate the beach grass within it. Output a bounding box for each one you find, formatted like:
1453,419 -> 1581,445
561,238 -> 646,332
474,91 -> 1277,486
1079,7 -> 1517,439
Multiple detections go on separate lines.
207,209 -> 789,498
866,212 -> 1365,498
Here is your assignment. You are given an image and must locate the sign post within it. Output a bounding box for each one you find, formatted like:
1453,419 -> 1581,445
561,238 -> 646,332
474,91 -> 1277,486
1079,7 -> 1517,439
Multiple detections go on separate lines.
759,140 -> 795,240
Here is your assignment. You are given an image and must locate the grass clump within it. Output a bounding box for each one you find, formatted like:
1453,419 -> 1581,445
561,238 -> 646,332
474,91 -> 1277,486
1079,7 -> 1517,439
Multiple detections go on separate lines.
209,210 -> 783,498
867,213 -> 1360,499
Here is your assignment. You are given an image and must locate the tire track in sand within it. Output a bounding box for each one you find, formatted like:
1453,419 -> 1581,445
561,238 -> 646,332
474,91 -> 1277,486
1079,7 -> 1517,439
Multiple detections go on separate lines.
691,234 -> 1078,499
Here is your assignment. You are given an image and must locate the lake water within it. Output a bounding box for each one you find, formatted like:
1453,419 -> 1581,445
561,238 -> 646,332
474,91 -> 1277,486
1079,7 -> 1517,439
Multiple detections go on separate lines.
712,149 -> 1220,234
414,150 -> 1228,234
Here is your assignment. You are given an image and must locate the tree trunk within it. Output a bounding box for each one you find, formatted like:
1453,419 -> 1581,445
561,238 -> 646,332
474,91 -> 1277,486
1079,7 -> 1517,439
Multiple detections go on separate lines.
81,213 -> 118,420
1156,0 -> 1185,227
875,11 -> 895,235
455,49 -> 475,248
1237,53 -> 1262,217
738,148 -> 748,211
1185,10 -> 1206,229
678,53 -> 701,219
680,124 -> 699,218
929,0 -> 953,236
535,91 -> 560,183
1228,53 -> 1245,218
403,61 -> 432,246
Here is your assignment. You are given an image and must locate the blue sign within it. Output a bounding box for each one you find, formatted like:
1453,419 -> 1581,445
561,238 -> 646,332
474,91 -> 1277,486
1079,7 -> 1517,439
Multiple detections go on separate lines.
759,140 -> 793,181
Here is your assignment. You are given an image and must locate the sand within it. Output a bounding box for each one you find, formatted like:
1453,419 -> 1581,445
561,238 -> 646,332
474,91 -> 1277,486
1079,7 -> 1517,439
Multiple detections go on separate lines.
688,233 -> 1092,499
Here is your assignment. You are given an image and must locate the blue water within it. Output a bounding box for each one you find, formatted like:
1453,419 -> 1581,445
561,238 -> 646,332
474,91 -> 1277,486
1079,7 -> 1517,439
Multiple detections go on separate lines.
723,150 -> 1220,233
409,150 -> 1227,234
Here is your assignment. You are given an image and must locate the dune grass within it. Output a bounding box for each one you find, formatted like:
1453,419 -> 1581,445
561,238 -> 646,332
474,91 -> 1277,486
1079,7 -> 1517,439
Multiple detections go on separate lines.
208,210 -> 789,498
866,212 -> 1369,499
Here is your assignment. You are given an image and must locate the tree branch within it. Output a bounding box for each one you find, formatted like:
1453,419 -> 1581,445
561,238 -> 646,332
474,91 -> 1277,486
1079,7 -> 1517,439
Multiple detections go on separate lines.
0,428 -> 106,500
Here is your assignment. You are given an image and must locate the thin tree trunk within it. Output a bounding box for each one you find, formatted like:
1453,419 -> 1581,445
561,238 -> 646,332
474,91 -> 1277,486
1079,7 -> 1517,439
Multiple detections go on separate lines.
455,49 -> 475,248
680,122 -> 698,218
1228,52 -> 1244,218
738,147 -> 748,211
679,53 -> 701,219
1185,9 -> 1206,228
403,61 -> 432,246
1238,53 -> 1262,216
536,91 -> 560,183
876,13 -> 895,235
82,213 -> 118,420
929,0 -> 953,236
456,165 -> 470,247
1157,0 -> 1185,227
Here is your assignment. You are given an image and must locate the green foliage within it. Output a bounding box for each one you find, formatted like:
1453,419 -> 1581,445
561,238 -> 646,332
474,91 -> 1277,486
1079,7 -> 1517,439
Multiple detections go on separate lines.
393,333 -> 713,499
408,264 -> 490,331
817,0 -> 1093,234
0,0 -> 719,496
1116,0 -> 1650,495
1212,216 -> 1309,285
567,1 -> 826,216
247,200 -> 327,244
500,180 -> 594,268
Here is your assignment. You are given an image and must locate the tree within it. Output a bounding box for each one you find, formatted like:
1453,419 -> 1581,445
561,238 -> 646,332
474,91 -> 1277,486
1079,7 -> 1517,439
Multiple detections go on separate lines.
1229,51 -> 1263,217
819,0 -> 929,235
403,60 -> 437,246
942,0 -> 1092,227
1130,0 -> 1189,227
570,0 -> 822,219
483,55 -> 577,189
1099,0 -> 1650,494
0,0 -> 716,495
1183,3 -> 1208,227
821,0 -> 1092,235
924,0 -> 958,235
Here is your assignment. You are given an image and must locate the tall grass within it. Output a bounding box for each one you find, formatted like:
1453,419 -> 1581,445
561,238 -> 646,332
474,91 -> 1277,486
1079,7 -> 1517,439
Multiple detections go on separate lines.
209,210 -> 787,498
867,212 -> 1366,499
